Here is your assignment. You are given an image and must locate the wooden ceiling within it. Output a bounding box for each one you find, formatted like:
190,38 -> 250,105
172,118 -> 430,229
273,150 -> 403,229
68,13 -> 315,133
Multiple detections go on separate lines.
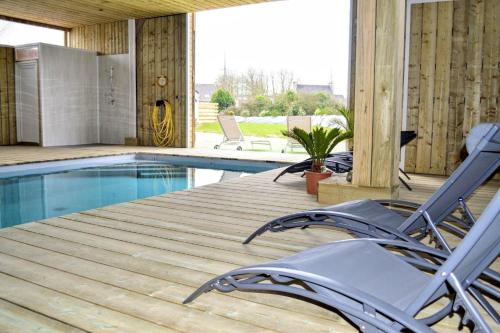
0,0 -> 274,29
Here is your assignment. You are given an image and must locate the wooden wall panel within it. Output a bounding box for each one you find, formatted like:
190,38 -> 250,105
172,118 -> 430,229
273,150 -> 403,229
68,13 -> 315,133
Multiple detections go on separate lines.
429,2 -> 453,175
415,3 -> 437,174
67,21 -> 128,55
482,0 -> 499,123
0,46 -> 16,145
446,0 -> 468,175
405,0 -> 499,175
405,4 -> 423,172
189,14 -> 196,147
136,14 -> 188,147
463,0 -> 484,135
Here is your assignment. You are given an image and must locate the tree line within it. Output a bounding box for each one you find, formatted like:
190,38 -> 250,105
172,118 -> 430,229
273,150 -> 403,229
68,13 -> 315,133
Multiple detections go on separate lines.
210,68 -> 344,117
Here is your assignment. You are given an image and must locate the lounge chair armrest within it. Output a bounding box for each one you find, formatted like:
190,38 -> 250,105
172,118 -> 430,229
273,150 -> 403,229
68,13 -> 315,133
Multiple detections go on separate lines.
303,210 -> 416,242
375,200 -> 467,225
366,238 -> 449,259
375,199 -> 421,209
230,266 -> 435,333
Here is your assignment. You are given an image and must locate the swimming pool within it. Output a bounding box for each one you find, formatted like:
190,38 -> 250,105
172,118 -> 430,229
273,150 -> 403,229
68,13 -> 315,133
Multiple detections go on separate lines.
0,154 -> 284,228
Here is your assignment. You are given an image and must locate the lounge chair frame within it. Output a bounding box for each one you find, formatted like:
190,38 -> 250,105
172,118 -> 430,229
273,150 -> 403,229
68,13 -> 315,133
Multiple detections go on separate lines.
246,123 -> 500,250
185,191 -> 500,332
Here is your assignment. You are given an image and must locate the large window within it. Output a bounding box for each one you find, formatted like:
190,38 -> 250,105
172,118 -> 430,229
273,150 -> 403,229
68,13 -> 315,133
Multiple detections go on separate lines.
0,20 -> 64,46
194,0 -> 351,152
196,0 -> 350,101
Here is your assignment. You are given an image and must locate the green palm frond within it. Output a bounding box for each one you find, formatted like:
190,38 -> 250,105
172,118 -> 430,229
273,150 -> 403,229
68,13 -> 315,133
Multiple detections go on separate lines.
333,106 -> 354,140
282,126 -> 348,171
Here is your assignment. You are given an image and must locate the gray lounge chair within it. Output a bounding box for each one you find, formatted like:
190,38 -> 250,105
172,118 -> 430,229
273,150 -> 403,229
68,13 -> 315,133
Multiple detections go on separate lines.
185,190 -> 500,333
214,115 -> 271,151
244,123 -> 500,250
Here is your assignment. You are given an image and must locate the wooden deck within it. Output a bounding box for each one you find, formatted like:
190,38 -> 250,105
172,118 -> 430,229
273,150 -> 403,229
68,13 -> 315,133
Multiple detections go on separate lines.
0,146 -> 498,332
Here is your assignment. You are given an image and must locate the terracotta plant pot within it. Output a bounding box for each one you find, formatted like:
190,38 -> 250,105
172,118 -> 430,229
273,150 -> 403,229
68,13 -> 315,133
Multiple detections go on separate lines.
304,170 -> 332,195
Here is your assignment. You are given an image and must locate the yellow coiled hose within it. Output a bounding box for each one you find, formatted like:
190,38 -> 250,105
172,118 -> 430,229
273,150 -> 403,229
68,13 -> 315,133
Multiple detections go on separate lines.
151,100 -> 174,147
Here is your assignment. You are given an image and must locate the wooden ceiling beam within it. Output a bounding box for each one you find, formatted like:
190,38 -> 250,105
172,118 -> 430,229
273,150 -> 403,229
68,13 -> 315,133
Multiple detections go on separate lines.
0,0 -> 272,28
0,15 -> 69,31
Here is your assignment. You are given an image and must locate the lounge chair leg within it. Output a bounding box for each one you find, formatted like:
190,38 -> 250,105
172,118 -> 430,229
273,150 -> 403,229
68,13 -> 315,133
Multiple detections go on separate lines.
468,287 -> 500,324
399,168 -> 411,180
183,278 -> 218,304
243,223 -> 272,244
399,176 -> 412,191
273,170 -> 287,182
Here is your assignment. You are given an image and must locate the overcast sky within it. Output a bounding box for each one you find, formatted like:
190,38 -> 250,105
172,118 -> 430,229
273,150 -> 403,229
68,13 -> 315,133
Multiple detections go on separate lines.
0,20 -> 64,46
0,0 -> 351,96
196,0 -> 351,96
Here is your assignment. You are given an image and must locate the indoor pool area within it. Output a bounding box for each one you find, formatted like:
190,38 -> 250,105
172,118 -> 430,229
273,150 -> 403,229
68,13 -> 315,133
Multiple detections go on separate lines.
0,0 -> 498,331
0,154 -> 284,228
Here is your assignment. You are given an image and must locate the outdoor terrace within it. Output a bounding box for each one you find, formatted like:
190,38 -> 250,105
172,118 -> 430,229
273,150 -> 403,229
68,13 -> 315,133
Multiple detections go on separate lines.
0,146 -> 497,332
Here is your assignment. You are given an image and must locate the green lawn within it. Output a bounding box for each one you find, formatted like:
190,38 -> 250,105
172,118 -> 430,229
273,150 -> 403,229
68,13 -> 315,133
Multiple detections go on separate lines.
197,122 -> 286,138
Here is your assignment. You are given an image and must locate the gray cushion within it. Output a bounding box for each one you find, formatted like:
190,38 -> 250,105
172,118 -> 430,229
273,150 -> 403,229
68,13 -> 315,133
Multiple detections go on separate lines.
466,123 -> 495,153
273,240 -> 446,310
324,199 -> 407,231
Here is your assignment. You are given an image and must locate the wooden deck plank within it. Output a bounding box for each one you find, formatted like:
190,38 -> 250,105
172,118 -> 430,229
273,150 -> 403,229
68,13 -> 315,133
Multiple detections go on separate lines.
0,146 -> 498,332
0,272 -> 172,333
0,253 -> 274,333
0,238 -> 343,333
0,228 -> 345,323
0,299 -> 85,333
79,207 -> 337,249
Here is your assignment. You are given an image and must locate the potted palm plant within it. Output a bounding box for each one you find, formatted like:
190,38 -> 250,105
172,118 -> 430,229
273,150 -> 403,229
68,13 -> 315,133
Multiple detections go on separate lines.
332,105 -> 354,150
332,106 -> 355,182
282,126 -> 347,195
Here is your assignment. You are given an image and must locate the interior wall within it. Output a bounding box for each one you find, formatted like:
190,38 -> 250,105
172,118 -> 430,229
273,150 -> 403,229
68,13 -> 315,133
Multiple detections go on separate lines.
405,0 -> 499,175
67,21 -> 128,55
38,44 -> 98,146
98,54 -> 133,144
188,14 -> 196,148
136,14 -> 188,147
0,46 -> 16,145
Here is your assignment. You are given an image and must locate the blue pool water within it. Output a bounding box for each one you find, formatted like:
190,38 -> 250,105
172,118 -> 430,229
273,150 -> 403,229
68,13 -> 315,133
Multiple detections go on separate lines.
0,156 -> 281,228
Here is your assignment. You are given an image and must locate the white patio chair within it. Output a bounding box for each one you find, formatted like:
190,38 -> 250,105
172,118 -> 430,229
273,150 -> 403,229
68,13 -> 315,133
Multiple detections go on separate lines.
282,116 -> 312,153
214,115 -> 271,151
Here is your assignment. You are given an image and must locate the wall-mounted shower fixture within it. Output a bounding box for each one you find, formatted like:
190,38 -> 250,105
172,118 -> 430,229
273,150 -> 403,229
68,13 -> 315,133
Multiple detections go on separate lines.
104,65 -> 116,106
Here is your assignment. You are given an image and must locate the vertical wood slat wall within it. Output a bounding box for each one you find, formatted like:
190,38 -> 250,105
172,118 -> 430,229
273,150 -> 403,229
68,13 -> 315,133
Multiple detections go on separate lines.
67,21 -> 128,55
189,14 -> 196,147
405,0 -> 499,175
0,46 -> 16,145
136,14 -> 188,147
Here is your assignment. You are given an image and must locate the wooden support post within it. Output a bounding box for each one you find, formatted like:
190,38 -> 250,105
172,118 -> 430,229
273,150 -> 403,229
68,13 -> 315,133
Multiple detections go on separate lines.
318,0 -> 405,204
352,0 -> 406,190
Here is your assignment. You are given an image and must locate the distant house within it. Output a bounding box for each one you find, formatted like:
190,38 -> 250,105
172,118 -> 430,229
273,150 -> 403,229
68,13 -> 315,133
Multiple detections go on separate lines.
294,83 -> 346,106
195,83 -> 217,102
295,83 -> 334,96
